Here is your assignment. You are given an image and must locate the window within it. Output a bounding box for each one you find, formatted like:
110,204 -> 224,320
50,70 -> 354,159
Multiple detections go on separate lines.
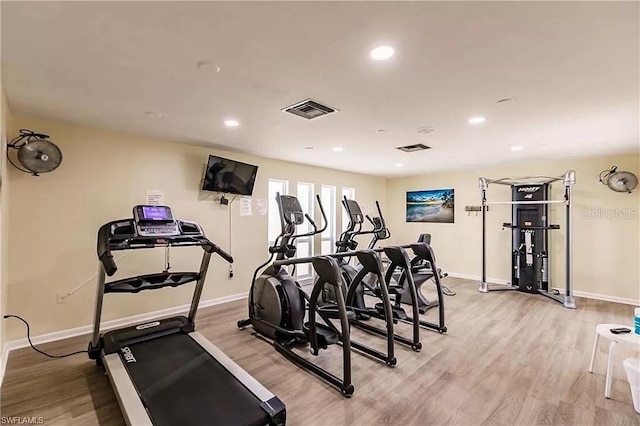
321,185 -> 336,254
296,182 -> 314,279
341,187 -> 356,233
268,179 -> 289,245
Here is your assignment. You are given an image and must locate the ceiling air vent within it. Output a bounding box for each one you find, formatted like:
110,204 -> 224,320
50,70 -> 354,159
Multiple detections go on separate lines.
283,99 -> 337,120
396,143 -> 431,153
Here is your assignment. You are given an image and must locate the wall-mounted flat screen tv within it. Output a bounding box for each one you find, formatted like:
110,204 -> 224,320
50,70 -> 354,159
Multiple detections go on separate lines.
202,155 -> 258,196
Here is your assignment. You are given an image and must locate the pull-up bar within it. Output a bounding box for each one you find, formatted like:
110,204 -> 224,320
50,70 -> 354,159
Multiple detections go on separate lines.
486,200 -> 568,206
477,170 -> 577,309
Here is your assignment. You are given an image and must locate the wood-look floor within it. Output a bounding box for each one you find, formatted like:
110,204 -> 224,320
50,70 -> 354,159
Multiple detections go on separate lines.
2,278 -> 639,425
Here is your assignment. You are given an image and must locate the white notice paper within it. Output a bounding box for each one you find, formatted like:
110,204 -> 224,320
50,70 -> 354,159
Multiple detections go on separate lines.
146,190 -> 165,206
240,198 -> 252,216
256,199 -> 268,216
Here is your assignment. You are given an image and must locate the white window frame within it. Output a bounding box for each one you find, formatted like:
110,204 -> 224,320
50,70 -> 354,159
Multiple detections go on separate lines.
295,182 -> 315,281
321,185 -> 336,255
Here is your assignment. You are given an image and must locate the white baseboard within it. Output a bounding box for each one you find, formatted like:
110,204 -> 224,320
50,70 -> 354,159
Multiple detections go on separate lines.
446,271 -> 639,306
552,288 -> 639,307
446,272 -> 511,286
3,292 -> 248,354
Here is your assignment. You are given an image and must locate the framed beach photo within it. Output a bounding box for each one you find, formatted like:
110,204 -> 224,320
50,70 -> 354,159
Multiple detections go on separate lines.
406,189 -> 455,223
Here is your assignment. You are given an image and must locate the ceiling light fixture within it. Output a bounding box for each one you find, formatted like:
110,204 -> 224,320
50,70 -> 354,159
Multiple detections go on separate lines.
332,147 -> 344,152
224,119 -> 239,127
376,129 -> 388,134
305,146 -> 315,150
145,111 -> 162,118
395,163 -> 404,167
468,116 -> 486,124
370,46 -> 394,61
511,146 -> 524,151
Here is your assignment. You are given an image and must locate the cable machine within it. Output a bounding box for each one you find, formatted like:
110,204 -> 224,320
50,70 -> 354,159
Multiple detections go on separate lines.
477,170 -> 577,309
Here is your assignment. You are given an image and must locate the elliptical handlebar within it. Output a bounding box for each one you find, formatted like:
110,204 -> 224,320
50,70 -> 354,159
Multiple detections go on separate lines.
291,194 -> 327,239
351,201 -> 386,237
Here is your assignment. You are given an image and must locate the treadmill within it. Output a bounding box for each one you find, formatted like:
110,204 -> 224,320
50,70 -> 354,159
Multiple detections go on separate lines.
87,205 -> 286,426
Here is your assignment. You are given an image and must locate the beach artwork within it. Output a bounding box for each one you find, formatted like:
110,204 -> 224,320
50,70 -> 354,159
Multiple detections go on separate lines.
406,189 -> 455,223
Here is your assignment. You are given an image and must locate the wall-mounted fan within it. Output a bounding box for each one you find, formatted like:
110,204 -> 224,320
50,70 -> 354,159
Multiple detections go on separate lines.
599,166 -> 638,193
6,129 -> 63,176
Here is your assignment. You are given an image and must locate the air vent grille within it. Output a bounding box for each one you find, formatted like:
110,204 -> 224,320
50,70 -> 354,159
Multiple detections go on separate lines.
283,99 -> 337,120
396,143 -> 431,152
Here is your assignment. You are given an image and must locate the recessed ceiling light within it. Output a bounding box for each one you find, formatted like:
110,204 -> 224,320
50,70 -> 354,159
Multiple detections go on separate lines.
197,61 -> 221,73
332,147 -> 344,152
417,127 -> 435,134
511,146 -> 524,151
370,46 -> 394,61
376,129 -> 388,134
395,163 -> 404,167
145,111 -> 162,118
305,146 -> 315,150
468,116 -> 486,124
224,119 -> 239,127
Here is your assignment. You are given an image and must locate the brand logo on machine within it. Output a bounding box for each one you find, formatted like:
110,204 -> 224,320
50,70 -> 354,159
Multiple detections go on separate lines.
122,347 -> 137,363
518,187 -> 540,193
135,321 -> 160,331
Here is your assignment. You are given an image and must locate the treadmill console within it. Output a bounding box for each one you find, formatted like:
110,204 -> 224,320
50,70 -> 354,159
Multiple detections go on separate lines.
279,195 -> 305,226
133,205 -> 180,237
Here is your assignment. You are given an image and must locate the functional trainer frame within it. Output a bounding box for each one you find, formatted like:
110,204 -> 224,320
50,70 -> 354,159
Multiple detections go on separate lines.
478,170 -> 577,309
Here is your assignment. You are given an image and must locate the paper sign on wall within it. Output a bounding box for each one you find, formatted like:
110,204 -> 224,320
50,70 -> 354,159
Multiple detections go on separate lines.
240,198 -> 252,216
146,190 -> 165,206
256,199 -> 268,216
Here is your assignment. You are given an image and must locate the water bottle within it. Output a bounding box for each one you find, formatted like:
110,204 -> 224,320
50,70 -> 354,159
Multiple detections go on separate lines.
635,307 -> 640,335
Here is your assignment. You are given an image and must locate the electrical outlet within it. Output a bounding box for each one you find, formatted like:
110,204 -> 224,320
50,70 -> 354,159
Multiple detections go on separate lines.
57,292 -> 69,304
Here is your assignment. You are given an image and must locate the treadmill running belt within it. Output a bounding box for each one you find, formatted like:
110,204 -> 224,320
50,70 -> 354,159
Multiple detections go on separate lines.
122,333 -> 269,426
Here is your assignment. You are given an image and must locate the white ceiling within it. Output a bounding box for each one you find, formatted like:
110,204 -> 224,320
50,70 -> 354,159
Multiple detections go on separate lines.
2,1 -> 638,177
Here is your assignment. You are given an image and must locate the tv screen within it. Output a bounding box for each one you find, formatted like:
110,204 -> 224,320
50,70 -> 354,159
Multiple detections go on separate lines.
202,155 -> 258,196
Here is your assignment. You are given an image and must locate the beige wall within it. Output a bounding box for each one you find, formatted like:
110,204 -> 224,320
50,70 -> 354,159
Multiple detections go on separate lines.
5,112 -> 639,342
385,155 -> 640,302
1,90 -> 10,351
6,114 -> 386,340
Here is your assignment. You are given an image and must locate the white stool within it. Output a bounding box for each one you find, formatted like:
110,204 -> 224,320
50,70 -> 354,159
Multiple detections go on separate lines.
623,358 -> 640,413
589,323 -> 640,398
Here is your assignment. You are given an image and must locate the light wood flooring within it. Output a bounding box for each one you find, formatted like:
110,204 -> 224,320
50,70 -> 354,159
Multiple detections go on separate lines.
1,277 -> 639,425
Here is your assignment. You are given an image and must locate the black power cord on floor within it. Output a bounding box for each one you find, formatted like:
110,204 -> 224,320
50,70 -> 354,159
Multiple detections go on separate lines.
3,314 -> 88,358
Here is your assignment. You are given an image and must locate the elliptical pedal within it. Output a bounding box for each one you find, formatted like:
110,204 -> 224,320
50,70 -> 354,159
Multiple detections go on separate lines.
303,322 -> 339,348
374,302 -> 408,320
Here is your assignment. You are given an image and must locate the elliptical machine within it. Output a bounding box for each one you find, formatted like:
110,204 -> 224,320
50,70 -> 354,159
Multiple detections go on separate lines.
320,198 -> 427,350
237,193 -> 356,397
394,234 -> 452,316
341,198 -> 447,335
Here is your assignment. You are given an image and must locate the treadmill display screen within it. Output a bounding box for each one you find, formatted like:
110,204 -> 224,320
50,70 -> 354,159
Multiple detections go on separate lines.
141,206 -> 173,221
